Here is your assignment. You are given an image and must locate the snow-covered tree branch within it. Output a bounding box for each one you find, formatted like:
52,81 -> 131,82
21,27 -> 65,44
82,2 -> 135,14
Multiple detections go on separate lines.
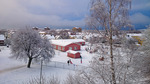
10,28 -> 55,68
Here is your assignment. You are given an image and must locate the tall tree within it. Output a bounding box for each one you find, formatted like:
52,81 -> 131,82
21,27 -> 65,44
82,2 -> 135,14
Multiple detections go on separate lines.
89,0 -> 131,84
10,28 -> 55,68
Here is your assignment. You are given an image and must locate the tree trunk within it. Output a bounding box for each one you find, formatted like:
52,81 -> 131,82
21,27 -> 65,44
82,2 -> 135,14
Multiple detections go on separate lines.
27,57 -> 33,68
109,0 -> 116,84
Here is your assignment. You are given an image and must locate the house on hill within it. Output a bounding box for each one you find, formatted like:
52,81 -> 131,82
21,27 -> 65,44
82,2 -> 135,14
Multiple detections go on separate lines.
50,39 -> 85,52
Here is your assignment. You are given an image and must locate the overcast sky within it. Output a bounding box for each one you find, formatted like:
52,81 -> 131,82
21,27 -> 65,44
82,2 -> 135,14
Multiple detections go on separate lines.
0,0 -> 149,29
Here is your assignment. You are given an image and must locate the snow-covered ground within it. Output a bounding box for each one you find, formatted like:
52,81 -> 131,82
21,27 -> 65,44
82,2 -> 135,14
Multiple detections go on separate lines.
0,45 -> 94,84
52,45 -> 94,66
0,46 -> 25,71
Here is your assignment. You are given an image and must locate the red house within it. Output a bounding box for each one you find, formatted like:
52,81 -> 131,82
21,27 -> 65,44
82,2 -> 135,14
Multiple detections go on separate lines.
51,39 -> 81,52
67,50 -> 80,58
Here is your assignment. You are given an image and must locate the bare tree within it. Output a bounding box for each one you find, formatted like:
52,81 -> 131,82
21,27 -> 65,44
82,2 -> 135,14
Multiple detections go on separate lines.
59,30 -> 70,39
10,28 -> 55,68
132,26 -> 150,83
88,0 -> 132,84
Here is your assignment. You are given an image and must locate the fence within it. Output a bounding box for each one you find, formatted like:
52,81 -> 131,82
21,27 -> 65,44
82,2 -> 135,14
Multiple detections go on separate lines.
44,61 -> 86,71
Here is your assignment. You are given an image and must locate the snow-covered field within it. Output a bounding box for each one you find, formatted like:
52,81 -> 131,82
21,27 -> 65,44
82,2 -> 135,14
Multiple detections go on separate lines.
0,46 -> 94,84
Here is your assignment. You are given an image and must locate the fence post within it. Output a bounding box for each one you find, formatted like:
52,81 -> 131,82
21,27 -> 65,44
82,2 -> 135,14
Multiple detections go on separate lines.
55,62 -> 56,68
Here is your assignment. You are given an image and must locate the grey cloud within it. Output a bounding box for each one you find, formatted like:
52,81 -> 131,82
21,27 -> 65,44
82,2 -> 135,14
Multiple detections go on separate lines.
132,0 -> 150,10
130,13 -> 150,24
0,0 -> 89,29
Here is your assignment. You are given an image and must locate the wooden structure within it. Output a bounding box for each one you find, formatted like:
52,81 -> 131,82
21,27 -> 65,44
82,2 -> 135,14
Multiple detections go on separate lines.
67,50 -> 80,58
51,39 -> 82,52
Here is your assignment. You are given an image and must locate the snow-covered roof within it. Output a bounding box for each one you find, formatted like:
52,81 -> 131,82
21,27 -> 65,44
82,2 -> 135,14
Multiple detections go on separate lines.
126,33 -> 143,37
70,35 -> 82,38
83,33 -> 102,39
45,35 -> 55,39
50,39 -> 85,46
67,50 -> 80,54
39,31 -> 46,34
75,27 -> 79,28
126,33 -> 143,39
0,35 -> 5,40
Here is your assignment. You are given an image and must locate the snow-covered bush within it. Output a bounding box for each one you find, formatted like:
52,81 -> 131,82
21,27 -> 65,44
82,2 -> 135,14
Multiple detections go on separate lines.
23,76 -> 60,84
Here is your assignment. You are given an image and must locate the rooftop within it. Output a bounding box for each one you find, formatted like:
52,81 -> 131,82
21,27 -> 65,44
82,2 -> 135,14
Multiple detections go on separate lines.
67,50 -> 80,54
50,39 -> 85,46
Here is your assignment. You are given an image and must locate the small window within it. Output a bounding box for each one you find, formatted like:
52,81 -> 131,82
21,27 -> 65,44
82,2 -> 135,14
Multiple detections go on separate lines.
58,46 -> 61,50
74,47 -> 77,50
62,47 -> 65,51
69,47 -> 72,50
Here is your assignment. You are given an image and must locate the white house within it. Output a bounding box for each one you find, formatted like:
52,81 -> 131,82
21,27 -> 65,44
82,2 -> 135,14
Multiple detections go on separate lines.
45,35 -> 55,40
0,35 -> 5,46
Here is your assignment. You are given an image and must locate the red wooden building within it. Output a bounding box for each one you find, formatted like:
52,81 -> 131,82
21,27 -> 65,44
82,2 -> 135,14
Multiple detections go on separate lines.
51,39 -> 82,52
67,50 -> 80,58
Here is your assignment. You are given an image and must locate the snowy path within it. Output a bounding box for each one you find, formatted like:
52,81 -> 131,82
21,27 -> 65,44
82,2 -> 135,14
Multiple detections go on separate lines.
0,60 -> 84,75
0,65 -> 26,74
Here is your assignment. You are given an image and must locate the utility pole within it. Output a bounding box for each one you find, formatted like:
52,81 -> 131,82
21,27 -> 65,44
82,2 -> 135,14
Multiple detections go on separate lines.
40,57 -> 44,84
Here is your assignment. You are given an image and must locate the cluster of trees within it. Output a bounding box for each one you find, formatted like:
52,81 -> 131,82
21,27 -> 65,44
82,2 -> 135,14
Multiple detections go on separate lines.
58,30 -> 70,39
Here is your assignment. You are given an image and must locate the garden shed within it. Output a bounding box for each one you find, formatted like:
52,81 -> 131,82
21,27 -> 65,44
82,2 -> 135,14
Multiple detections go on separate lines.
67,50 -> 80,58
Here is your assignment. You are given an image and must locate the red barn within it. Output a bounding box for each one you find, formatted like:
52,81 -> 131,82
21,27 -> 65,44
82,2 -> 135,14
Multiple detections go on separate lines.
67,50 -> 80,58
51,39 -> 81,52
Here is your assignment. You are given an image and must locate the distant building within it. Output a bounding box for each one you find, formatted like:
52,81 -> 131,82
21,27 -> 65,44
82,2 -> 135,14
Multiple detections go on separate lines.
44,27 -> 50,31
72,27 -> 82,32
45,35 -> 55,40
0,35 -> 5,46
126,33 -> 144,45
32,27 -> 38,30
39,31 -> 46,35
